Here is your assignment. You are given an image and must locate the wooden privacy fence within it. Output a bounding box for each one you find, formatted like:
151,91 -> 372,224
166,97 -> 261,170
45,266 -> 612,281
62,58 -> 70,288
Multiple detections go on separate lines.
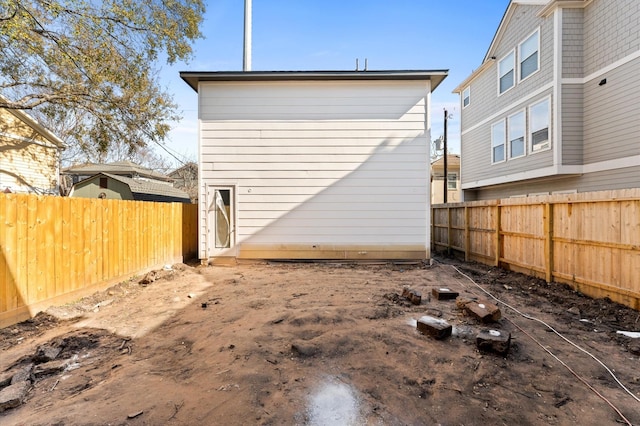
0,193 -> 198,327
432,189 -> 640,310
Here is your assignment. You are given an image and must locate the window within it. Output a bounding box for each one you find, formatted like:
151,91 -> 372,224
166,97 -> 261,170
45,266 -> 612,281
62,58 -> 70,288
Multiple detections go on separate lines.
530,98 -> 550,152
463,87 -> 470,108
491,120 -> 506,163
508,111 -> 526,158
99,177 -> 108,189
519,30 -> 539,81
447,173 -> 458,190
498,51 -> 515,94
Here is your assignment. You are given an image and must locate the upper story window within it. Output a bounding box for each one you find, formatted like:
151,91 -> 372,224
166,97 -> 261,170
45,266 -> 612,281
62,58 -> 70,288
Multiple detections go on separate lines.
491,120 -> 506,163
498,51 -> 515,94
508,111 -> 526,159
530,98 -> 550,152
462,87 -> 470,108
519,29 -> 540,81
447,172 -> 458,190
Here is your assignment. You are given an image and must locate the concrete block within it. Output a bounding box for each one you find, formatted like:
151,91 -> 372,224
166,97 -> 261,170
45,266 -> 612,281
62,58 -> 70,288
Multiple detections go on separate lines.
432,288 -> 459,300
456,300 -> 502,322
33,360 -> 67,378
34,345 -> 62,363
476,329 -> 511,355
10,365 -> 33,385
417,316 -> 452,340
0,381 -> 30,412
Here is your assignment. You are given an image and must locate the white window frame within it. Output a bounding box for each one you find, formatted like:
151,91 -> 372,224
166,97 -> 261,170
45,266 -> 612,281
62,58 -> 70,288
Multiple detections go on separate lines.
462,86 -> 470,109
447,172 -> 458,190
529,97 -> 551,153
508,110 -> 526,160
518,28 -> 540,83
491,119 -> 506,164
498,50 -> 515,95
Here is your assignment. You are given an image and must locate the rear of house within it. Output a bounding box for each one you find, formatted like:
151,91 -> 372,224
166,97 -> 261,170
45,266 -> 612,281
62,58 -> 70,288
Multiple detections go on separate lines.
0,105 -> 64,194
181,70 -> 447,263
454,0 -> 640,200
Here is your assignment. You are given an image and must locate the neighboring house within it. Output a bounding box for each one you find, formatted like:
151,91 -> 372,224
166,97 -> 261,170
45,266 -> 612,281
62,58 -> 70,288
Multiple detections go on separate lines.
180,70 -> 447,263
63,160 -> 173,186
431,154 -> 461,204
0,101 -> 65,194
69,172 -> 190,203
169,162 -> 198,203
453,0 -> 640,200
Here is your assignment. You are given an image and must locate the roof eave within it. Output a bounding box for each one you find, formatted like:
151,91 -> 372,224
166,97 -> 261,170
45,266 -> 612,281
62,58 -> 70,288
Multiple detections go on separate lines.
180,70 -> 449,92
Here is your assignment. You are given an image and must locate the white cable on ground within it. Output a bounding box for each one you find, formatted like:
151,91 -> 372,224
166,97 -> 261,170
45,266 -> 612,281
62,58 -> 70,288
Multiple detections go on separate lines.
446,262 -> 640,404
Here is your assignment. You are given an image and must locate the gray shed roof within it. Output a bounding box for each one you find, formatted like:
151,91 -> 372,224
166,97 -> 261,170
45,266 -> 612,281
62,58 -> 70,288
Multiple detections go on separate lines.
180,70 -> 448,92
100,173 -> 190,203
64,161 -> 173,182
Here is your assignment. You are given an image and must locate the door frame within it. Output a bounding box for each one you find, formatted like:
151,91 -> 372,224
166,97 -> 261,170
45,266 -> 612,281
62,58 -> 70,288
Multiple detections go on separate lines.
206,183 -> 238,258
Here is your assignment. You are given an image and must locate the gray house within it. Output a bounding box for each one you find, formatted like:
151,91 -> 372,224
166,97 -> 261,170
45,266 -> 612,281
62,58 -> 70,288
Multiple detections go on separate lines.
454,0 -> 640,200
69,172 -> 190,203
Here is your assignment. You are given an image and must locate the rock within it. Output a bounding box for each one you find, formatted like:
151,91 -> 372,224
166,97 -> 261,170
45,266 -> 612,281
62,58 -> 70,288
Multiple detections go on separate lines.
402,288 -> 422,305
476,329 -> 511,355
0,381 -> 31,412
417,316 -> 452,340
291,342 -> 320,357
34,345 -> 61,363
33,360 -> 68,378
10,365 -> 33,385
567,306 -> 580,315
432,288 -> 460,300
139,271 -> 156,285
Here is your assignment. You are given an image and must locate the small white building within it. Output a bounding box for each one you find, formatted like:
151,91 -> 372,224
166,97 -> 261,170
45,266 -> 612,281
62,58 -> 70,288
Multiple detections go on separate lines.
180,70 -> 447,263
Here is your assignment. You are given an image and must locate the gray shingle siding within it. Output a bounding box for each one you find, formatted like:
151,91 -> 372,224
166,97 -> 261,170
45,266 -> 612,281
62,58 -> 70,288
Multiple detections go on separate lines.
584,0 -> 640,76
562,9 -> 584,78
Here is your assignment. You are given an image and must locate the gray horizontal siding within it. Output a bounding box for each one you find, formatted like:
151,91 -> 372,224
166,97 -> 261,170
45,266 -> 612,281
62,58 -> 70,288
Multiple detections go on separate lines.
561,84 -> 583,165
583,56 -> 640,163
465,165 -> 640,200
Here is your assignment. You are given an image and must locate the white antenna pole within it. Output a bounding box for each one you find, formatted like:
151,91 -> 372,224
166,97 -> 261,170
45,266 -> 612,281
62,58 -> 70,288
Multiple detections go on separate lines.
243,0 -> 252,71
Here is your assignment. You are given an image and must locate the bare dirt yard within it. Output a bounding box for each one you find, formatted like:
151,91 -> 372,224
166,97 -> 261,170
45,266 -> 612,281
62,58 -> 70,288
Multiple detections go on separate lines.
1,258 -> 640,425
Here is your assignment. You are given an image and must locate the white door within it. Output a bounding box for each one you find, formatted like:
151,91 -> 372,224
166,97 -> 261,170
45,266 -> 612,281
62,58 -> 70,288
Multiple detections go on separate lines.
206,186 -> 235,257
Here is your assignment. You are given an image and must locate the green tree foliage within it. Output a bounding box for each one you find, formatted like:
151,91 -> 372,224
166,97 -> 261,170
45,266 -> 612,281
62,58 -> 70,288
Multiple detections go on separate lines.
0,0 -> 204,155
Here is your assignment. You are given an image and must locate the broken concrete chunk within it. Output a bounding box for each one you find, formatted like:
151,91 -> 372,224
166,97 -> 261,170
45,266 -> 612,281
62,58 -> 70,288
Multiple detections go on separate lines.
402,288 -> 422,305
476,329 -> 511,355
33,360 -> 68,378
432,288 -> 460,300
0,381 -> 31,412
34,345 -> 62,363
417,316 -> 452,340
10,365 -> 33,385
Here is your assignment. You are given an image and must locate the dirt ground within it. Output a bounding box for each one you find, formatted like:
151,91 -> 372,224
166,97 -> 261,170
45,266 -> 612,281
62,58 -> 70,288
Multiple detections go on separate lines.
1,257 -> 639,425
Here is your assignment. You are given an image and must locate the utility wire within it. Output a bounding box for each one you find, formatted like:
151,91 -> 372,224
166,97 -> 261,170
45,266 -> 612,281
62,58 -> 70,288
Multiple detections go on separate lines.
433,259 -> 638,424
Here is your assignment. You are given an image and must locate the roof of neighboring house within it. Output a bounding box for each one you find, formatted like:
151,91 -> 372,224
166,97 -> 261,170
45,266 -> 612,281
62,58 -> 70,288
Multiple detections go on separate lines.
83,173 -> 190,203
180,70 -> 449,92
431,154 -> 461,168
63,161 -> 173,182
0,94 -> 66,149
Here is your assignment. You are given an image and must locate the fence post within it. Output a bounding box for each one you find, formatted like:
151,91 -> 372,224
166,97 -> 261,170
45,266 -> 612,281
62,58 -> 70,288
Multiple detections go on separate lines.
544,203 -> 554,283
494,202 -> 501,267
464,205 -> 470,262
447,206 -> 452,255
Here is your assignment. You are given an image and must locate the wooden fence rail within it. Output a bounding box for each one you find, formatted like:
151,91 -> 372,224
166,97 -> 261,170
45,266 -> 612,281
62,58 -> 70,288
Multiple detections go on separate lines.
432,189 -> 640,310
0,193 -> 198,327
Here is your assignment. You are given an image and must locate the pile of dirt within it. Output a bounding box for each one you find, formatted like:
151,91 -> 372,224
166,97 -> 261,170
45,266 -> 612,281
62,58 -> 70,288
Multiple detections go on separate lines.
1,258 -> 639,425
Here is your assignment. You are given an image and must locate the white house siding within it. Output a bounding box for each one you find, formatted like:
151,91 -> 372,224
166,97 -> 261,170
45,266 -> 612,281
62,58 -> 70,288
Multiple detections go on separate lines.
198,80 -> 430,260
0,109 -> 61,194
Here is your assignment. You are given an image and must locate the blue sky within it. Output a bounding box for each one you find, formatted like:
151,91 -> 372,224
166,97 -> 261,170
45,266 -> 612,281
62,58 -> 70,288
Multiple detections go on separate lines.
158,0 -> 510,165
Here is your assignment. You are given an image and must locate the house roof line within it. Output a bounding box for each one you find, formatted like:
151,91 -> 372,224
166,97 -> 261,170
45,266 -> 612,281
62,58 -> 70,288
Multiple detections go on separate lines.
180,70 -> 449,93
0,94 -> 66,149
